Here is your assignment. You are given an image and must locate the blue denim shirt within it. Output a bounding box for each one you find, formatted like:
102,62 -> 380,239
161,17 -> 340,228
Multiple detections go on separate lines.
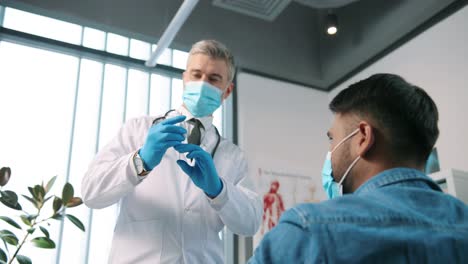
248,168 -> 468,264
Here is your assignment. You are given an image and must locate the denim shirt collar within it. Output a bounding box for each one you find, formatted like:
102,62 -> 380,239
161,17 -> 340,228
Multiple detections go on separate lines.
354,167 -> 442,195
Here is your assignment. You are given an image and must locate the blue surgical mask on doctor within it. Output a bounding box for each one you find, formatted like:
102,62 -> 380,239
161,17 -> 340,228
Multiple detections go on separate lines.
322,128 -> 361,199
183,81 -> 224,117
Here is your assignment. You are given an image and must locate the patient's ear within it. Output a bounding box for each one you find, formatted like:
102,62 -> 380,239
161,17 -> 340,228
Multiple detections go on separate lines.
357,121 -> 375,157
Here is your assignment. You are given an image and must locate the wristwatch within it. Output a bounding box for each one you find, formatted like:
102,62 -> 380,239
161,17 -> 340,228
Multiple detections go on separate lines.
133,151 -> 151,176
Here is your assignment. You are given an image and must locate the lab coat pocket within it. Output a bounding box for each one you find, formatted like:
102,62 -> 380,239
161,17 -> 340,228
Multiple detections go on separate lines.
108,219 -> 164,264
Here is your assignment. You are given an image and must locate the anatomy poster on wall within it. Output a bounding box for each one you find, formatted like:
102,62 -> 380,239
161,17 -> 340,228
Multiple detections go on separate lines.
254,167 -> 321,247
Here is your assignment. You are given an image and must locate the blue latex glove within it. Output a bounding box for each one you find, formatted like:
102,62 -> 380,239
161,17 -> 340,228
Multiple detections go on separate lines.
174,144 -> 223,198
139,115 -> 187,170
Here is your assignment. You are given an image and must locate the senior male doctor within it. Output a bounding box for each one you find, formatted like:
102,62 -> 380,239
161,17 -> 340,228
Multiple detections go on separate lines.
82,40 -> 262,264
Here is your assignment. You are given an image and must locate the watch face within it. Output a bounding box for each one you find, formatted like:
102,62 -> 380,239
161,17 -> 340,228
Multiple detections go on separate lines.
135,154 -> 151,176
136,156 -> 142,166
134,154 -> 145,174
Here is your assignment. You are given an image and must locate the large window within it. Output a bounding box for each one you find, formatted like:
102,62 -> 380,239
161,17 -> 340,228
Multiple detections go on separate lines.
0,5 -> 227,264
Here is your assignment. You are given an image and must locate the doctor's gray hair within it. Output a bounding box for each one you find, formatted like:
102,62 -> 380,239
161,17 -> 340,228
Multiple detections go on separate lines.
188,40 -> 235,82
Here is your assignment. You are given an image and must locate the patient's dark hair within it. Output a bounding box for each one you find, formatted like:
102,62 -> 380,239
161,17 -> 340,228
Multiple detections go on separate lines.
329,73 -> 439,165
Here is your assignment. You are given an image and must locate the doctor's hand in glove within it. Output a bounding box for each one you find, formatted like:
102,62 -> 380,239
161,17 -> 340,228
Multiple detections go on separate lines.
139,115 -> 187,170
174,144 -> 223,198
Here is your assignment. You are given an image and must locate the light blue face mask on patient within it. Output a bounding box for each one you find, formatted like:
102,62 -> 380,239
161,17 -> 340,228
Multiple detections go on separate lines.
322,129 -> 360,199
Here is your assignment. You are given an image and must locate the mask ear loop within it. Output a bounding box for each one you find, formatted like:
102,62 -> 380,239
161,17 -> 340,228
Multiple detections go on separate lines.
331,128 -> 360,153
338,156 -> 360,186
330,128 -> 360,194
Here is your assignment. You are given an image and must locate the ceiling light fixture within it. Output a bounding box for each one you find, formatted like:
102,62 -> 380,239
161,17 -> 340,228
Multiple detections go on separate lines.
145,0 -> 199,67
326,13 -> 338,35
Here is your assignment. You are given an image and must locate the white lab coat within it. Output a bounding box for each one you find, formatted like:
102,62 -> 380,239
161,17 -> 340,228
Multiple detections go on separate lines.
82,107 -> 262,264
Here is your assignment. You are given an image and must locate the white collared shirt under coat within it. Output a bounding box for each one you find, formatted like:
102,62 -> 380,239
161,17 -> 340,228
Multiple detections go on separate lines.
81,107 -> 262,264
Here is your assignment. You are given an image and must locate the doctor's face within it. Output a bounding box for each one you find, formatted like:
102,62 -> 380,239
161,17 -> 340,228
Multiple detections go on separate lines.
183,53 -> 233,100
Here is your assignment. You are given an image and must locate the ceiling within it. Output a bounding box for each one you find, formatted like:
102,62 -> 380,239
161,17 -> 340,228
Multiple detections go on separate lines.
212,0 -> 360,21
4,0 -> 467,90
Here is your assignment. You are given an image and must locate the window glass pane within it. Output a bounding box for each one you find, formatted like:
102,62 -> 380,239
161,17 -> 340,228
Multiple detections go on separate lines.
150,74 -> 171,116
0,6 -> 5,26
99,64 -> 127,149
171,78 -> 183,109
126,69 -> 149,120
59,59 -> 103,264
87,63 -> 126,263
87,206 -> 118,264
151,44 -> 172,65
130,38 -> 151,61
0,41 -> 78,263
3,7 -> 82,44
83,27 -> 106,50
172,49 -> 189,69
0,6 -> 230,263
106,33 -> 129,56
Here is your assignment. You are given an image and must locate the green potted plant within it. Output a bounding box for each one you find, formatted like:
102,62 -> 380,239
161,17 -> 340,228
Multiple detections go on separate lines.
0,167 -> 85,264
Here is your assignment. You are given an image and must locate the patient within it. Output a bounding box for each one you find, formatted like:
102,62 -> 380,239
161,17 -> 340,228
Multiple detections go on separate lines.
248,73 -> 468,264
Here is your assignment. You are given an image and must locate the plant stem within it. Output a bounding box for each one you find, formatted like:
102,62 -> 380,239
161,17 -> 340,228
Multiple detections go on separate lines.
8,232 -> 29,264
8,204 -> 44,263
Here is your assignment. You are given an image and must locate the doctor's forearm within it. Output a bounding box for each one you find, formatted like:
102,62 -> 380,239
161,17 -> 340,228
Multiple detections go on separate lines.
218,182 -> 263,236
82,153 -> 139,209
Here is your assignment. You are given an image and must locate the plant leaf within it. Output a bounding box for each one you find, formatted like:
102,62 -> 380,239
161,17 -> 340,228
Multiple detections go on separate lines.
3,190 -> 17,203
28,187 -> 37,200
27,228 -> 36,234
45,176 -> 57,193
0,167 -> 11,187
34,185 -> 45,202
65,197 -> 83,208
40,226 -> 50,238
31,237 -> 56,249
1,238 -> 8,255
66,214 -> 85,232
44,195 -> 53,204
52,214 -> 64,221
62,183 -> 74,204
0,248 -> 7,262
21,195 -> 38,209
20,215 -> 32,226
28,214 -> 38,221
16,255 -> 32,264
0,199 -> 21,210
53,197 -> 62,213
0,191 -> 22,210
0,230 -> 18,246
0,216 -> 21,230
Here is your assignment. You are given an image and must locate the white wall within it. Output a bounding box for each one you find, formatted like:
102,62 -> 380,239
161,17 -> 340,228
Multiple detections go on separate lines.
236,72 -> 330,263
330,5 -> 468,172
237,73 -> 330,200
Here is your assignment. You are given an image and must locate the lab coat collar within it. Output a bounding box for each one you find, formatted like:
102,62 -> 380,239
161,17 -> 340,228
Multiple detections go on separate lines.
177,105 -> 214,129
